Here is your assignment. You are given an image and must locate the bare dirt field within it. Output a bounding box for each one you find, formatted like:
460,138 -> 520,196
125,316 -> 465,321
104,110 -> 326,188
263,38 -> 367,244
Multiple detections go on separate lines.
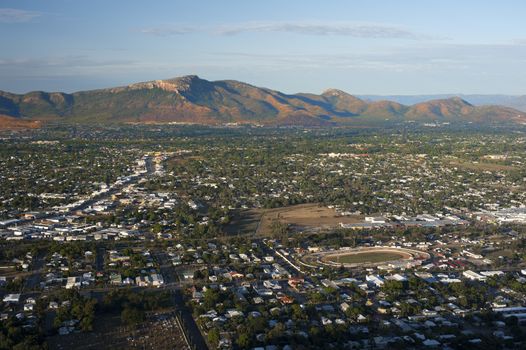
224,203 -> 363,236
257,203 -> 363,235
279,204 -> 362,225
226,203 -> 363,236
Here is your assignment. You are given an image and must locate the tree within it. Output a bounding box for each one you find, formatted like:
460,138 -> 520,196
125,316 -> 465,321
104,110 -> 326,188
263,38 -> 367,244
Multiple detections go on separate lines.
291,304 -> 307,320
207,328 -> 220,347
193,269 -> 205,280
236,333 -> 251,348
270,219 -> 288,239
203,288 -> 220,309
80,315 -> 94,332
121,306 -> 145,327
0,332 -> 13,349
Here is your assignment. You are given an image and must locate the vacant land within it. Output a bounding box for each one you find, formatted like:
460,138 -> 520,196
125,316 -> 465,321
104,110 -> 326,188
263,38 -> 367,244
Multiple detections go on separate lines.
324,251 -> 407,264
257,203 -> 363,235
224,203 -> 362,236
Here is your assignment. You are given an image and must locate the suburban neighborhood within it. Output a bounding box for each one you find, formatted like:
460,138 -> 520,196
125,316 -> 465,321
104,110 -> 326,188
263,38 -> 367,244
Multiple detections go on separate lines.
1,125 -> 526,349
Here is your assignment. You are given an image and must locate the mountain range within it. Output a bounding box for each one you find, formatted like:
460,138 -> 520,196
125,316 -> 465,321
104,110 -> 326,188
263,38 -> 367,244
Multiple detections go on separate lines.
360,94 -> 526,112
1,75 -> 525,128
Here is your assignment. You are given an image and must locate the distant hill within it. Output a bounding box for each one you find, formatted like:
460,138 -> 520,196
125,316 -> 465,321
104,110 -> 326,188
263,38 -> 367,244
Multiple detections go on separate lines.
0,75 -> 525,127
360,94 -> 526,112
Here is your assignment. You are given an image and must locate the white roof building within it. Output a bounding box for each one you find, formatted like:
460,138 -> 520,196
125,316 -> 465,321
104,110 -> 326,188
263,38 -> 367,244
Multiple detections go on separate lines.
463,270 -> 486,282
3,294 -> 20,303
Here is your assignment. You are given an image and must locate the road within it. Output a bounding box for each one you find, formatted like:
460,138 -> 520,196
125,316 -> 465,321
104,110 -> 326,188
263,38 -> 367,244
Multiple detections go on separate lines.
172,289 -> 209,350
22,251 -> 46,292
6,155 -> 154,228
152,250 -> 182,285
259,239 -> 304,278
95,246 -> 105,272
144,155 -> 155,174
57,156 -> 153,216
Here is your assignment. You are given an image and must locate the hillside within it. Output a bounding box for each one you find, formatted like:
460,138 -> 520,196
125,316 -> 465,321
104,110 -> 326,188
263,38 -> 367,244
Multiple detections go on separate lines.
0,75 -> 525,127
0,114 -> 42,129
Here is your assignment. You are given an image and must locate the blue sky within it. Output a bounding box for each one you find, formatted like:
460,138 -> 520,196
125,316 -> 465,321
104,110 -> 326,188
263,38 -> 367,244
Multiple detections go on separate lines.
1,0 -> 526,94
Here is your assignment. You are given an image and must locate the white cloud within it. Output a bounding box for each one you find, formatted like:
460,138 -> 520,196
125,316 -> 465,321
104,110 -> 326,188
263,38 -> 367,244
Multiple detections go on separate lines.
215,22 -> 434,40
140,21 -> 443,40
0,56 -> 145,82
0,8 -> 41,23
211,42 -> 526,72
138,27 -> 195,37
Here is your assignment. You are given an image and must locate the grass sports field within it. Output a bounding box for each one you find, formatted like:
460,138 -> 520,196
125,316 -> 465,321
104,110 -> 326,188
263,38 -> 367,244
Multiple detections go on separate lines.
324,251 -> 408,264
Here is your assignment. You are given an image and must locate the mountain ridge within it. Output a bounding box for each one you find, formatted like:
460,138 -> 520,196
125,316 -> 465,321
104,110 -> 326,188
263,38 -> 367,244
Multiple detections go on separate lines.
0,75 -> 525,127
360,94 -> 526,112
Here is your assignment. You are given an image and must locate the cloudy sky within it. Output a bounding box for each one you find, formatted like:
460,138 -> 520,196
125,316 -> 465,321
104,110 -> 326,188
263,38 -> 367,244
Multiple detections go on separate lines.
1,0 -> 526,94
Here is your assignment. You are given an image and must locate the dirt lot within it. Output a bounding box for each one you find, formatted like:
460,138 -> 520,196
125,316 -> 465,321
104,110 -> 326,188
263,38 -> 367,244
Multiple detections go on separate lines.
257,203 -> 363,235
277,204 -> 362,226
47,310 -> 189,350
224,203 -> 363,236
